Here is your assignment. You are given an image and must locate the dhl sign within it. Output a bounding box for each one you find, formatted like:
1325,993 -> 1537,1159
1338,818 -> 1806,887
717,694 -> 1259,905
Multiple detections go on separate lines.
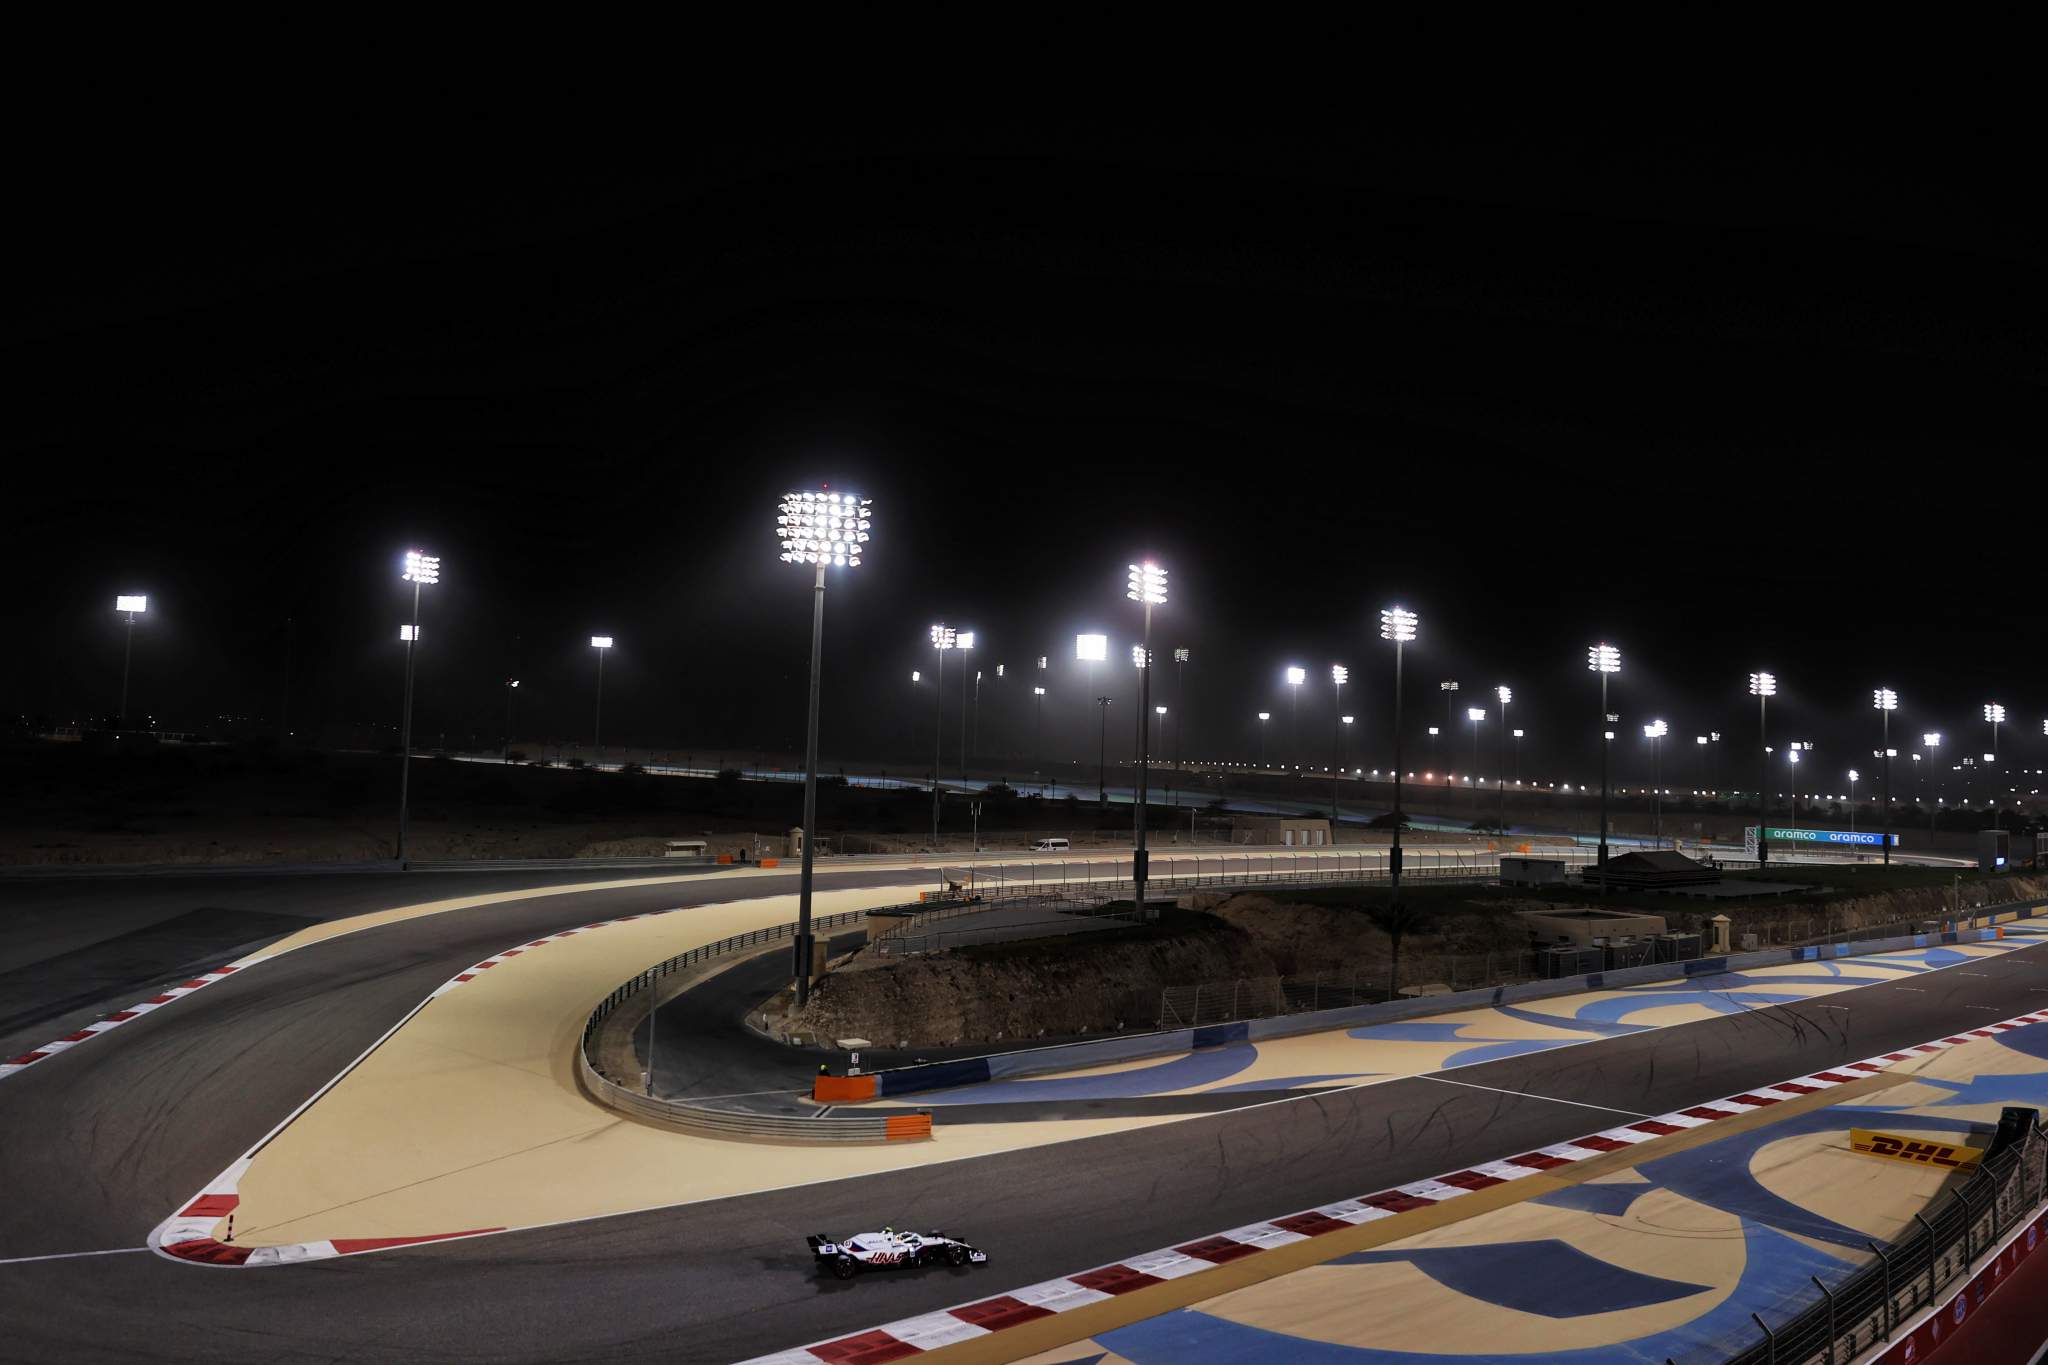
1850,1128 -> 1984,1170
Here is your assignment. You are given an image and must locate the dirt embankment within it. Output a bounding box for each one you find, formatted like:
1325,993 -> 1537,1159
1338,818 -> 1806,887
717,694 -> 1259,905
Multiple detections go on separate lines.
787,875 -> 2048,1048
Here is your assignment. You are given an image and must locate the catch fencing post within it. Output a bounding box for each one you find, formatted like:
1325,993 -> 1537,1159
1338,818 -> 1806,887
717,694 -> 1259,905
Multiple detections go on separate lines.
1811,1275 -> 1835,1364
1914,1212 -> 1936,1308
1750,1312 -> 1775,1365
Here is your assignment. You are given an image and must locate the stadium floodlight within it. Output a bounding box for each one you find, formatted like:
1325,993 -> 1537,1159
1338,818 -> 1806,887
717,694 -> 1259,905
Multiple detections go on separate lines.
776,488 -> 870,568
113,595 -> 150,728
1286,666 -> 1307,686
911,670 -> 920,682
1749,671 -> 1776,697
1747,671 -> 1777,866
933,624 -> 957,650
1258,711 -> 1271,719
1332,663 -> 1349,686
1033,685 -> 1045,695
996,663 -> 1005,678
1585,644 -> 1621,879
1378,606 -> 1417,896
773,487 -> 874,1008
1985,703 -> 2006,725
1075,633 -> 1106,662
1156,705 -> 1167,714
958,631 -> 975,651
1468,707 -> 1486,722
1131,644 -> 1149,667
1496,685 -> 1512,706
1175,647 -> 1190,663
1127,561 -> 1168,605
589,635 -> 615,755
394,549 -> 441,865
1342,715 -> 1354,724
1589,644 -> 1620,674
399,624 -> 419,641
1874,688 -> 1898,712
1644,719 -> 1667,738
1869,688 -> 1899,861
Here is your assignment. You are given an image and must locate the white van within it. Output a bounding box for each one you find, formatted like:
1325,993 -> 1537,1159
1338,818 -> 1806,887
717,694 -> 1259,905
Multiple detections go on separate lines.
1032,837 -> 1070,852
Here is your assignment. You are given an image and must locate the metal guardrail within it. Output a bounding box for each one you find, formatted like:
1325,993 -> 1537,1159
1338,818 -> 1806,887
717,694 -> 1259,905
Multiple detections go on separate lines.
1724,1129 -> 2046,1365
577,907 -> 923,1142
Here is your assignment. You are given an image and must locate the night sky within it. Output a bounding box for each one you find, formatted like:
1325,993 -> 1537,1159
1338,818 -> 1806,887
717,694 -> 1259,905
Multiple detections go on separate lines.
9,122 -> 2044,790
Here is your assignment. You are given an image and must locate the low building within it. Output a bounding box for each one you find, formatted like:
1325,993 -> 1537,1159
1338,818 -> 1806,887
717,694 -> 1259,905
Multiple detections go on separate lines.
1231,816 -> 1333,847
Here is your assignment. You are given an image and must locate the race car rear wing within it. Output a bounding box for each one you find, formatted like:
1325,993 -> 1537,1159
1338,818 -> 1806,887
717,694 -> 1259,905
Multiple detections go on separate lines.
806,1234 -> 840,1257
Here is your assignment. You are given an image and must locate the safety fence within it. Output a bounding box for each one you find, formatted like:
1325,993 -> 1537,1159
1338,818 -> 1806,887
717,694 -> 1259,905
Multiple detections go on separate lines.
1158,957 -> 1549,1029
578,908 -> 931,1142
1724,1128 -> 2046,1365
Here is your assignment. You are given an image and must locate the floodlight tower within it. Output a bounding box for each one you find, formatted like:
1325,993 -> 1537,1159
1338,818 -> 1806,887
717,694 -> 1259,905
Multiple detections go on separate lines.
589,636 -> 614,755
1256,712 -> 1271,767
396,550 -> 440,865
1849,769 -> 1861,833
1466,707 -> 1486,817
114,594 -> 148,727
1985,703 -> 2006,829
1126,561 -> 1166,913
1749,672 -> 1777,866
1440,680 -> 1460,777
956,631 -> 975,785
1494,686 -> 1513,833
776,487 -> 870,1005
1172,647 -> 1190,807
929,624 -> 955,842
1643,719 -> 1668,841
1285,665 -> 1307,768
1923,732 -> 1942,837
1032,685 -> 1046,794
1380,607 -> 1417,898
1077,632 -> 1107,800
1874,688 -> 1898,863
1588,643 -> 1620,883
1329,663 -> 1349,825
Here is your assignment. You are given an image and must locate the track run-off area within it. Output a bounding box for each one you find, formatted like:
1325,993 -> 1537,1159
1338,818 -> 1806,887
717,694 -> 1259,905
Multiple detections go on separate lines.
2,854 -> 2046,1363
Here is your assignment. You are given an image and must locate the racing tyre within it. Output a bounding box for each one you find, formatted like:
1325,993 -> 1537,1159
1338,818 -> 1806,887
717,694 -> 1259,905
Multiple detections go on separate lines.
833,1256 -> 857,1280
947,1244 -> 970,1267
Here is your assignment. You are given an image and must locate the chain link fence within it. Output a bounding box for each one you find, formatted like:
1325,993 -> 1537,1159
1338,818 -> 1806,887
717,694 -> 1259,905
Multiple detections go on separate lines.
1728,1128 -> 2046,1365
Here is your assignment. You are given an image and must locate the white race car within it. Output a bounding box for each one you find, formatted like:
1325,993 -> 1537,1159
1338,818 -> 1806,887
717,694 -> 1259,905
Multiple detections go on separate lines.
808,1228 -> 988,1279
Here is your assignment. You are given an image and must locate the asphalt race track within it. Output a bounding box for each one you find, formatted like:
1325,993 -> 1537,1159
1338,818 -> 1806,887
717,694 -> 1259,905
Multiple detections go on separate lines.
3,865 -> 2045,1364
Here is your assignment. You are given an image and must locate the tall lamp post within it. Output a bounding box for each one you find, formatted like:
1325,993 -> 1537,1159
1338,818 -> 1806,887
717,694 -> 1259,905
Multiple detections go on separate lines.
1466,707 -> 1486,818
1440,681 -> 1460,783
504,678 -> 519,761
1077,633 -> 1107,797
1874,688 -> 1898,863
776,486 -> 870,1006
1495,686 -> 1512,832
589,636 -> 613,757
1985,703 -> 2005,829
114,595 -> 148,727
1330,664 -> 1349,826
1173,648 -> 1190,807
929,625 -> 955,843
1032,685 -> 1046,794
1256,712 -> 1270,768
1512,727 -> 1525,826
1848,769 -> 1860,833
1588,643 -> 1620,884
1285,666 -> 1306,769
1923,732 -> 1942,838
957,632 -> 975,785
1127,560 -> 1167,914
396,550 -> 440,865
1380,607 -> 1417,900
1750,672 -> 1776,866
1427,726 -> 1440,781
1643,720 -> 1667,843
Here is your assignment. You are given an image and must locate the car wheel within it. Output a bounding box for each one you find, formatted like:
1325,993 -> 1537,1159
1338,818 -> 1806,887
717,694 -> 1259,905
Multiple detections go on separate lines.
947,1244 -> 970,1266
832,1256 -> 857,1279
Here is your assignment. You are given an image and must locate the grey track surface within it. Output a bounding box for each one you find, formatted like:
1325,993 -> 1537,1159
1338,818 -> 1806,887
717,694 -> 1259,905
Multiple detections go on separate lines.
1,867 -> 2044,1364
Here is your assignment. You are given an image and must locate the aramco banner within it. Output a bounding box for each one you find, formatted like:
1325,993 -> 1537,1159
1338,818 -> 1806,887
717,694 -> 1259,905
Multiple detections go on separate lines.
1745,826 -> 1899,854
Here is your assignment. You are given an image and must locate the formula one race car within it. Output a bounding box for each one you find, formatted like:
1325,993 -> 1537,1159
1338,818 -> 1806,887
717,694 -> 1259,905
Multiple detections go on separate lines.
808,1228 -> 989,1279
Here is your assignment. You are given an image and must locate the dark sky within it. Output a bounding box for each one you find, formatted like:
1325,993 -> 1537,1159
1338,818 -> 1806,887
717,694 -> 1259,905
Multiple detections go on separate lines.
8,119 -> 2045,791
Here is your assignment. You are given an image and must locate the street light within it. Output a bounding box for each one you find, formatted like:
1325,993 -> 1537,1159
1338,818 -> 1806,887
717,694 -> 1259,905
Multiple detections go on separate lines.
1749,671 -> 1777,866
1127,561 -> 1167,914
589,636 -> 614,756
1076,632 -> 1107,798
1788,742 -> 1812,828
1256,711 -> 1271,768
1874,688 -> 1898,863
1985,703 -> 2006,829
956,631 -> 975,785
1589,643 -> 1620,881
1380,606 -> 1417,899
1033,685 -> 1048,794
930,624 -> 956,842
1849,768 -> 1860,833
1495,685 -> 1512,833
776,487 -> 871,1005
1643,719 -> 1667,843
114,595 -> 148,728
396,550 -> 441,865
